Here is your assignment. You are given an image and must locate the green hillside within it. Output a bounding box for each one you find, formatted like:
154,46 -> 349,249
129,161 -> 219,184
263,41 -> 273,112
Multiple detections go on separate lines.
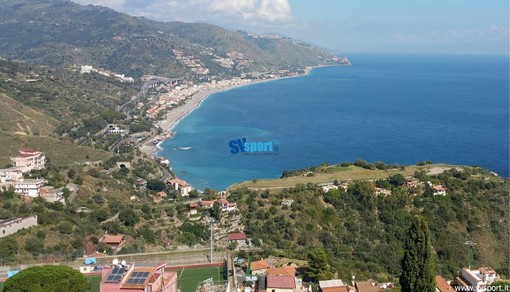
228,163 -> 509,280
0,0 -> 344,79
0,131 -> 111,167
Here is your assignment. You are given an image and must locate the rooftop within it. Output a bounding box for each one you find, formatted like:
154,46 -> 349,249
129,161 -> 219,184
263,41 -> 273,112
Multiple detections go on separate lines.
227,232 -> 246,241
250,259 -> 272,271
267,275 -> 295,289
436,275 -> 452,292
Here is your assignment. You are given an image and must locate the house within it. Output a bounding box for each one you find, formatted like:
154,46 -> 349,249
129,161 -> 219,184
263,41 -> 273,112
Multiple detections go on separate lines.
319,279 -> 349,292
105,124 -> 129,135
188,202 -> 199,215
267,266 -> 296,277
199,200 -> 215,209
227,232 -> 247,245
218,198 -> 236,212
405,178 -> 420,188
40,186 -> 64,203
321,184 -> 339,193
459,267 -> 497,292
266,275 -> 296,292
436,275 -> 452,292
281,199 -> 294,207
0,167 -> 23,183
0,215 -> 38,238
249,259 -> 273,276
13,179 -> 44,197
354,280 -> 392,292
167,178 -> 192,197
10,148 -> 46,173
432,185 -> 446,196
98,234 -> 126,249
100,262 -> 177,292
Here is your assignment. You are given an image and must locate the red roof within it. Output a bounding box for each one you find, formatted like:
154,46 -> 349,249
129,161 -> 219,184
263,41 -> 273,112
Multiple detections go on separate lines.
436,275 -> 452,292
20,148 -> 38,153
250,259 -> 272,271
99,234 -> 125,244
227,232 -> 246,241
200,200 -> 215,206
266,266 -> 296,277
267,275 -> 295,289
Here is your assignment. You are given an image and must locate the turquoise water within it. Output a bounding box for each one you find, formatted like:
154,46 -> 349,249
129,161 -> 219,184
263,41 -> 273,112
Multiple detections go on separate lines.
161,53 -> 509,190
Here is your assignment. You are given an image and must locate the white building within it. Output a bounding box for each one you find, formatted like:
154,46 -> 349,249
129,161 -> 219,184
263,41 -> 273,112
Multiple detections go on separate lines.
0,167 -> 23,183
167,178 -> 192,197
10,148 -> 46,173
433,185 -> 447,196
14,179 -> 44,197
461,267 -> 497,292
0,215 -> 38,238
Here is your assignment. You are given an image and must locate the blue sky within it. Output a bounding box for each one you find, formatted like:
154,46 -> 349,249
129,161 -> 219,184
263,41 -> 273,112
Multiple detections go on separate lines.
72,0 -> 509,54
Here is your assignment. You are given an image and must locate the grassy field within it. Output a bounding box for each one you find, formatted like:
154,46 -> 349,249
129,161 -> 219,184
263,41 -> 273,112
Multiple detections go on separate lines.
87,275 -> 101,292
0,94 -> 58,136
0,131 -> 112,167
168,266 -> 225,292
229,163 -> 462,190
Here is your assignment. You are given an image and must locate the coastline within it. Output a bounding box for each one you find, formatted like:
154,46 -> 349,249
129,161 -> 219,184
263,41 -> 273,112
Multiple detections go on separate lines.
139,69 -> 319,158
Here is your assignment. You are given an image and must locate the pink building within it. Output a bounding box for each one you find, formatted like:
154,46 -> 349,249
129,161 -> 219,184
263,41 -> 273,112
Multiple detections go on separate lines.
100,262 -> 177,292
10,148 -> 46,173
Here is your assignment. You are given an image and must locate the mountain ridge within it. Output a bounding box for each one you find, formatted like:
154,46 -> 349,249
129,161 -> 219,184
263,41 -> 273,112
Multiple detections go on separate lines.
0,0 -> 346,79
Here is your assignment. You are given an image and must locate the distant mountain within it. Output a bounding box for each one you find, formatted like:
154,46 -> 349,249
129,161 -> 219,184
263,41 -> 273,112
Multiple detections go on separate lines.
0,0 -> 346,79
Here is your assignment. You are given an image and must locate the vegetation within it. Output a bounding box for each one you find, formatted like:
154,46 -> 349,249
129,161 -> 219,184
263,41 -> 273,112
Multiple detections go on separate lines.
230,165 -> 509,281
3,265 -> 91,291
0,0 -> 343,79
400,216 -> 435,292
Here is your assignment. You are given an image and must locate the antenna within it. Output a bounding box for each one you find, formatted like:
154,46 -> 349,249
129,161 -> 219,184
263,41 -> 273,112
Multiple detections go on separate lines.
121,260 -> 126,266
112,258 -> 119,266
464,241 -> 477,268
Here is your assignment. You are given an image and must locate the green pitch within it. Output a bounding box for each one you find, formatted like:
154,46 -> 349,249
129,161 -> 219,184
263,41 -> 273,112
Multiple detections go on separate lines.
169,266 -> 225,292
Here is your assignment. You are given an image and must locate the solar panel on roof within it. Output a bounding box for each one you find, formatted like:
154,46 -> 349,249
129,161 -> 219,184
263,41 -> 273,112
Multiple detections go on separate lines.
105,266 -> 126,283
126,271 -> 150,285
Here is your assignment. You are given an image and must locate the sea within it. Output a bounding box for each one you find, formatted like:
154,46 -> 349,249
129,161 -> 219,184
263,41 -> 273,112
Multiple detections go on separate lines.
160,53 -> 510,190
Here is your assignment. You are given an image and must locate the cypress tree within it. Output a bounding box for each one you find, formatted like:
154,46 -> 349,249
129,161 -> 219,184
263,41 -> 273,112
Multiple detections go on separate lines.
399,215 -> 436,292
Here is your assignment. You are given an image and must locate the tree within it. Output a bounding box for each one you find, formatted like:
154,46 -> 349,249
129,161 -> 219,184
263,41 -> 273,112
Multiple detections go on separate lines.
146,179 -> 166,191
305,248 -> 334,282
210,202 -> 221,221
389,173 -> 406,186
119,208 -> 139,226
4,265 -> 91,291
400,216 -> 436,292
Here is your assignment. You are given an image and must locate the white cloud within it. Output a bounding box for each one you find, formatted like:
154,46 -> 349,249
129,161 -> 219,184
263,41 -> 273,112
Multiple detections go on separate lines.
71,0 -> 295,31
72,0 -> 126,10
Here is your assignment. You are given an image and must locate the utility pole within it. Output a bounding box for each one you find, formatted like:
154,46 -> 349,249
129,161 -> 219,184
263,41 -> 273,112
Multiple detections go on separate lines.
210,221 -> 213,263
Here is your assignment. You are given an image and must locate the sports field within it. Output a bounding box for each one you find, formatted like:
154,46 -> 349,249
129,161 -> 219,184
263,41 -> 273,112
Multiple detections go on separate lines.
168,266 -> 226,292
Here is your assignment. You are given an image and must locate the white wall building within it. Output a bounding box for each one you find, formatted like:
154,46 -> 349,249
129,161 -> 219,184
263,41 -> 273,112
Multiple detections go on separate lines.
0,167 -> 23,183
0,215 -> 38,238
461,267 -> 497,292
14,179 -> 44,197
10,148 -> 46,173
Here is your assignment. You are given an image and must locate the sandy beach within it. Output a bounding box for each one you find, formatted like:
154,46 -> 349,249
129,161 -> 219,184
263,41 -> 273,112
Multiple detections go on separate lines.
139,66 -> 327,157
139,79 -> 271,157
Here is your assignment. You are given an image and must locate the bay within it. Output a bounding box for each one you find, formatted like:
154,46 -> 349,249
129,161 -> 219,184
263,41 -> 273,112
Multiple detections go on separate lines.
160,53 -> 509,190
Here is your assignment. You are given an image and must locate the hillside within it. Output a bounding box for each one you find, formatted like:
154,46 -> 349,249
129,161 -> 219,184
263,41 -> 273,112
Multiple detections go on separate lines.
228,162 -> 509,280
0,0 -> 345,79
0,94 -> 58,136
0,131 -> 112,167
